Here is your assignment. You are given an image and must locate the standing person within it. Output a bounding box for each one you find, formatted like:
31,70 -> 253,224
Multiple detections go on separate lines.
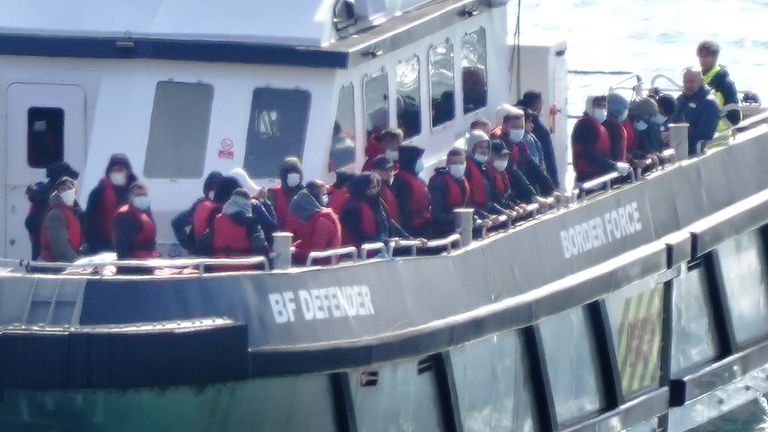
39,177 -> 82,262
697,40 -> 741,132
392,145 -> 431,238
267,156 -> 304,233
428,148 -> 470,238
604,93 -> 629,163
370,155 -> 399,222
171,171 -> 223,254
362,128 -> 403,172
571,96 -> 631,182
518,90 -> 559,188
112,182 -> 160,260
673,68 -> 721,155
85,153 -> 138,253
289,180 -> 342,263
211,189 -> 269,264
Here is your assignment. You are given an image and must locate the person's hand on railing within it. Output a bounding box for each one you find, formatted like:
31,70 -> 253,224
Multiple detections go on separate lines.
415,238 -> 429,247
614,161 -> 632,176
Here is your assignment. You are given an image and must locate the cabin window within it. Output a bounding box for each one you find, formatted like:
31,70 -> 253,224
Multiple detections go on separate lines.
462,28 -> 488,114
395,55 -> 422,139
428,41 -> 456,128
364,71 -> 390,144
244,88 -> 311,178
144,81 -> 213,179
329,84 -> 356,172
27,107 -> 64,168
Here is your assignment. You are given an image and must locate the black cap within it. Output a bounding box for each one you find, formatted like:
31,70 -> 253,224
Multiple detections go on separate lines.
371,154 -> 394,170
490,139 -> 510,155
46,161 -> 79,181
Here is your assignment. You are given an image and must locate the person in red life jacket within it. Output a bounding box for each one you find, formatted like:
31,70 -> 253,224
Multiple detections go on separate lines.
267,156 -> 305,233
85,153 -> 138,253
571,96 -> 632,182
392,145 -> 432,238
340,173 -> 409,247
464,130 -> 500,218
362,128 -> 403,172
111,182 -> 160,275
289,180 -> 342,264
211,188 -> 269,259
171,171 -> 223,254
604,93 -> 629,164
487,140 -> 529,218
26,161 -> 81,260
370,155 -> 400,222
428,148 -> 472,238
39,177 -> 82,262
230,167 -> 277,243
328,169 -> 355,217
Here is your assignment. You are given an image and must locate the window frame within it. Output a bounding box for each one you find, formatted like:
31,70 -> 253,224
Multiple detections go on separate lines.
362,69 -> 391,141
461,27 -> 488,116
27,106 -> 65,169
395,54 -> 422,141
328,82 -> 357,172
427,39 -> 457,131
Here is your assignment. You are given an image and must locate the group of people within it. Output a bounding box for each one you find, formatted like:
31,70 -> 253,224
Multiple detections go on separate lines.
572,40 -> 741,182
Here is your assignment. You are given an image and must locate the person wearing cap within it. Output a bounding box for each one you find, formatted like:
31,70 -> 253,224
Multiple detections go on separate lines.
290,180 -> 341,264
85,153 -> 139,253
171,171 -> 223,255
362,128 -> 403,172
488,140 -> 530,217
520,107 -> 547,171
267,156 -> 305,233
340,172 -> 407,247
392,145 -> 432,238
571,96 -> 632,182
370,155 -> 399,222
672,68 -> 720,155
39,177 -> 82,263
428,148 -> 471,238
697,41 -> 741,133
25,161 -> 80,260
518,90 -> 559,188
112,182 -> 160,263
628,98 -> 664,170
604,93 -> 629,163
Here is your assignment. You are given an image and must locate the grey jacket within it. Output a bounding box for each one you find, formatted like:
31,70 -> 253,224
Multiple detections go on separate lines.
42,193 -> 79,262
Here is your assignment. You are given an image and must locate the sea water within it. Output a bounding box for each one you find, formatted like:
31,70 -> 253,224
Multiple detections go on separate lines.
519,1 -> 768,430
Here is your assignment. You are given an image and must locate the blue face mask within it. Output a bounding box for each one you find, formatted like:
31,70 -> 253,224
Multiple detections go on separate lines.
320,194 -> 329,206
131,195 -> 151,211
618,110 -> 628,122
633,120 -> 648,131
414,159 -> 425,173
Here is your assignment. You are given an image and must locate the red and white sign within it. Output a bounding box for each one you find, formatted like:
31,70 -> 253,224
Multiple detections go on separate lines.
218,138 -> 234,159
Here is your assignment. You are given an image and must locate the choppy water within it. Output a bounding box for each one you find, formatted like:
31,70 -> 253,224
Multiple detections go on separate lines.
518,1 -> 768,430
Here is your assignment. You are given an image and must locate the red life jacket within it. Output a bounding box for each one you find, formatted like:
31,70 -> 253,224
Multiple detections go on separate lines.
113,205 -> 160,259
341,199 -> 377,246
328,187 -> 349,216
489,166 -> 510,199
393,170 -> 430,227
572,116 -> 612,179
40,204 -> 81,261
295,208 -> 342,257
431,171 -> 469,209
212,213 -> 252,257
192,199 -> 222,240
270,185 -> 303,232
490,126 -> 527,166
604,116 -> 627,162
97,177 -> 120,244
623,117 -> 637,155
465,159 -> 489,208
380,183 -> 399,222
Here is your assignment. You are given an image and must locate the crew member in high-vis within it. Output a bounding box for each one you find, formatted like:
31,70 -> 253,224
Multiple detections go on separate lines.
428,148 -> 470,238
268,156 -> 305,233
571,96 -> 631,181
85,153 -> 138,253
40,177 -> 82,263
112,182 -> 160,260
697,40 -> 741,133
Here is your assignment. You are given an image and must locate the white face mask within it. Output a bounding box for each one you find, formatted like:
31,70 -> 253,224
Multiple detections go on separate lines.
132,195 -> 151,211
208,191 -> 215,200
592,108 -> 608,123
320,194 -> 329,206
385,149 -> 399,161
449,164 -> 466,179
618,110 -> 628,122
414,159 -> 425,173
109,171 -> 127,187
493,159 -> 508,172
508,128 -> 525,143
634,120 -> 648,131
60,188 -> 76,207
473,153 -> 488,164
285,172 -> 301,188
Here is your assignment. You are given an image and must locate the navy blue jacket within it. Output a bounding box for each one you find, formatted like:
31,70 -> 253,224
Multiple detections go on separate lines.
706,66 -> 740,126
673,87 -> 720,155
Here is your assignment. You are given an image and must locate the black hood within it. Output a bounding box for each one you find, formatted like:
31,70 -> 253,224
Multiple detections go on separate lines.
398,145 -> 425,172
46,161 -> 79,183
203,171 -> 224,196
104,153 -> 138,185
347,173 -> 375,201
279,157 -> 304,191
332,169 -> 355,189
214,176 -> 241,204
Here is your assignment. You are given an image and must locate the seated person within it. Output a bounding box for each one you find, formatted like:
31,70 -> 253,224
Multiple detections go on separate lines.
289,180 -> 341,264
171,171 -> 223,254
363,128 -> 403,171
211,189 -> 269,269
340,172 -> 408,248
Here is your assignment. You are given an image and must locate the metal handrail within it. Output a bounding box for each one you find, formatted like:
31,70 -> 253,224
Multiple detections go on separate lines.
427,233 -> 462,253
0,256 -> 270,275
649,74 -> 683,92
359,242 -> 387,259
306,246 -> 358,266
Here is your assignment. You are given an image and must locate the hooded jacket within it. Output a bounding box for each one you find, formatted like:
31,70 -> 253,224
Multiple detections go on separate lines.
268,159 -> 304,231
290,190 -> 341,260
340,173 -> 391,246
85,153 -> 138,252
171,171 -> 223,253
392,146 -> 431,233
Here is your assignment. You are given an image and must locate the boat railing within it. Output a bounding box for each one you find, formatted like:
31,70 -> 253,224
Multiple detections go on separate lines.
359,242 -> 387,258
306,246 -> 358,266
387,233 -> 462,256
0,255 -> 271,275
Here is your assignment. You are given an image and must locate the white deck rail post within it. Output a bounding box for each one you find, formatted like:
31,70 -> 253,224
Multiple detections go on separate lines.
271,232 -> 293,270
454,208 -> 474,248
670,123 -> 689,162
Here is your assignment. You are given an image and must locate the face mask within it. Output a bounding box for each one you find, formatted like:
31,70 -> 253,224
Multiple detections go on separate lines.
208,191 -> 215,200
618,110 -> 628,122
132,195 -> 151,211
286,172 -> 301,188
320,194 -> 330,206
385,149 -> 399,161
493,159 -> 508,172
633,120 -> 648,131
414,159 -> 425,173
508,128 -> 525,143
449,164 -> 466,179
109,171 -> 127,186
60,189 -> 76,207
473,154 -> 488,164
652,114 -> 667,125
592,108 -> 608,123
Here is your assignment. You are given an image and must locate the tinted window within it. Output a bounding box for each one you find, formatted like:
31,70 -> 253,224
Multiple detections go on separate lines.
244,88 -> 311,178
429,41 -> 456,127
27,107 -> 64,168
144,81 -> 213,179
364,72 -> 389,143
671,265 -> 720,375
396,56 -> 422,139
329,84 -> 356,172
462,28 -> 488,114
